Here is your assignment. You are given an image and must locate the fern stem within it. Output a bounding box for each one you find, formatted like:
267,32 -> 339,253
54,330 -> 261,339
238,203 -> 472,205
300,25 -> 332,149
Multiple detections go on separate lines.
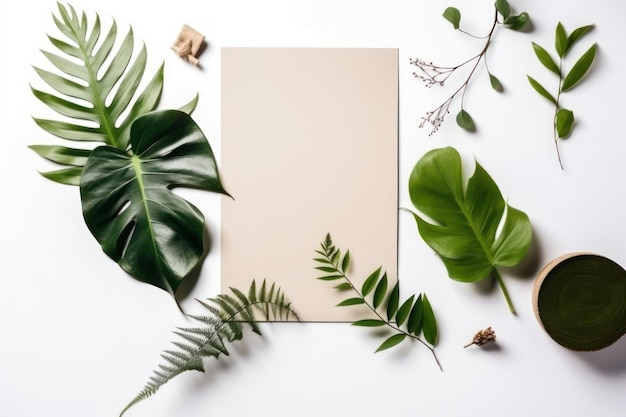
120,281 -> 298,416
492,267 -> 516,315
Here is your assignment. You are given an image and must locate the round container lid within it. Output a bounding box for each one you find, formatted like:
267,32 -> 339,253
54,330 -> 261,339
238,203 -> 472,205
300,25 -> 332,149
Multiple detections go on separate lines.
532,253 -> 626,351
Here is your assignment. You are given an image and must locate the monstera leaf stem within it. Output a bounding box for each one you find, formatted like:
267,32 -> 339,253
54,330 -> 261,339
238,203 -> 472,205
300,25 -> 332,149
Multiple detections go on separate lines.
493,267 -> 515,314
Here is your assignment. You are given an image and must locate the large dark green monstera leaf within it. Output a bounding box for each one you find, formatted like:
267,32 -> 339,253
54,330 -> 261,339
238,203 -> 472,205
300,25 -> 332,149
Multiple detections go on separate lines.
80,110 -> 229,296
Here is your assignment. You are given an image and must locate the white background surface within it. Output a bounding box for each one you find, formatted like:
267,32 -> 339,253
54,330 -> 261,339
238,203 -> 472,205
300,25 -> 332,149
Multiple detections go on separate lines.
2,0 -> 626,416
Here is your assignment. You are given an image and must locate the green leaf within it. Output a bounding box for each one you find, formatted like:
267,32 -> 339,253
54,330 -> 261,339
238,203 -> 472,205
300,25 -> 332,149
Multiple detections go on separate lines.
555,22 -> 567,58
178,93 -> 199,114
375,334 -> 407,353
531,42 -> 560,76
38,166 -> 84,186
408,147 -> 532,283
386,282 -> 400,321
317,275 -> 344,281
29,145 -> 90,166
527,75 -> 557,105
315,266 -> 338,273
362,266 -> 382,296
373,272 -> 388,309
395,295 -> 414,327
489,74 -> 503,92
422,294 -> 438,345
30,3 -> 165,185
248,280 -> 257,302
341,250 -> 351,273
442,7 -> 461,29
456,109 -> 475,131
495,0 -> 510,19
337,297 -> 365,307
80,110 -> 229,296
407,294 -> 424,335
331,248 -> 341,265
352,319 -> 386,327
564,24 -> 594,57
556,108 -> 575,138
561,43 -> 597,92
334,282 -> 353,291
503,12 -> 529,31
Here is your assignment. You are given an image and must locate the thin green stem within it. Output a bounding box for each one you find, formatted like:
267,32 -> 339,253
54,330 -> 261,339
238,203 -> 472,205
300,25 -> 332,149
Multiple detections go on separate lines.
322,243 -> 443,371
553,58 -> 565,170
459,11 -> 498,109
492,267 -> 516,315
427,9 -> 499,124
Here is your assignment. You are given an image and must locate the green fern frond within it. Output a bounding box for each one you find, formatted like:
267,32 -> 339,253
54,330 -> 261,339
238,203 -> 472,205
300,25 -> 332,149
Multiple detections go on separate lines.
316,234 -> 442,370
30,3 -> 195,185
120,280 -> 298,416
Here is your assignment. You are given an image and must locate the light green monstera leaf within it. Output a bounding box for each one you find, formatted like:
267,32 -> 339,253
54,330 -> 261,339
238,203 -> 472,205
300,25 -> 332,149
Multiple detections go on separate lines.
30,2 -> 197,185
80,110 -> 229,296
407,146 -> 532,314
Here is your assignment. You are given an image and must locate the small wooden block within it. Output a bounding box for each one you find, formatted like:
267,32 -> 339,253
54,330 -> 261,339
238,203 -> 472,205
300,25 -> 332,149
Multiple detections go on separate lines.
172,24 -> 205,66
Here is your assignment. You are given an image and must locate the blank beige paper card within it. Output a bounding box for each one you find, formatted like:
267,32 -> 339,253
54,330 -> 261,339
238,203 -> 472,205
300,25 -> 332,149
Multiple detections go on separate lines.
221,48 -> 398,321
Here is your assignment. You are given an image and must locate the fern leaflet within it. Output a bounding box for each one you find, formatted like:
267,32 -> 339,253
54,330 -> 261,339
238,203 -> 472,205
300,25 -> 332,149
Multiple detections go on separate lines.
120,280 -> 298,416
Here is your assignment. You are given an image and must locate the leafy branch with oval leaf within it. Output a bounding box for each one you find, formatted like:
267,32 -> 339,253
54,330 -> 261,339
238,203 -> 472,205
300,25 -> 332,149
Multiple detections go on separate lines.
527,22 -> 597,169
411,0 -> 529,135
30,3 -> 229,298
315,234 -> 442,370
406,147 -> 532,315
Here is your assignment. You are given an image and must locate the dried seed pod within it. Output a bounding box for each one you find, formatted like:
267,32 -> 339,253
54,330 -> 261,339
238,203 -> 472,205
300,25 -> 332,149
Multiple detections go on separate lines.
464,326 -> 496,348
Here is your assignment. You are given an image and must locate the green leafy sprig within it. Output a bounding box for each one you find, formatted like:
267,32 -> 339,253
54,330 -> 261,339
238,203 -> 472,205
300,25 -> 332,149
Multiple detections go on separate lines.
315,234 -> 442,371
527,23 -> 597,169
411,0 -> 529,134
406,147 -> 532,314
120,280 -> 298,416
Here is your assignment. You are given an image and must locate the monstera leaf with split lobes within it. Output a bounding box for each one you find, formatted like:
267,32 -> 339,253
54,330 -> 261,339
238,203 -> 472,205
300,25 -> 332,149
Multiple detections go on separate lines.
29,3 -> 218,298
80,110 -> 229,296
407,147 -> 531,313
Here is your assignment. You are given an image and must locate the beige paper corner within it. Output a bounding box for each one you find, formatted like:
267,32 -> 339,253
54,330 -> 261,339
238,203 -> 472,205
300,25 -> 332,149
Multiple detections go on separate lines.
221,47 -> 398,321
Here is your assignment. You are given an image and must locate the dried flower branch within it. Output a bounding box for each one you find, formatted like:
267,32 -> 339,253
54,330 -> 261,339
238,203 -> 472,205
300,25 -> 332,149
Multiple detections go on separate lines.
464,326 -> 497,348
411,0 -> 529,135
